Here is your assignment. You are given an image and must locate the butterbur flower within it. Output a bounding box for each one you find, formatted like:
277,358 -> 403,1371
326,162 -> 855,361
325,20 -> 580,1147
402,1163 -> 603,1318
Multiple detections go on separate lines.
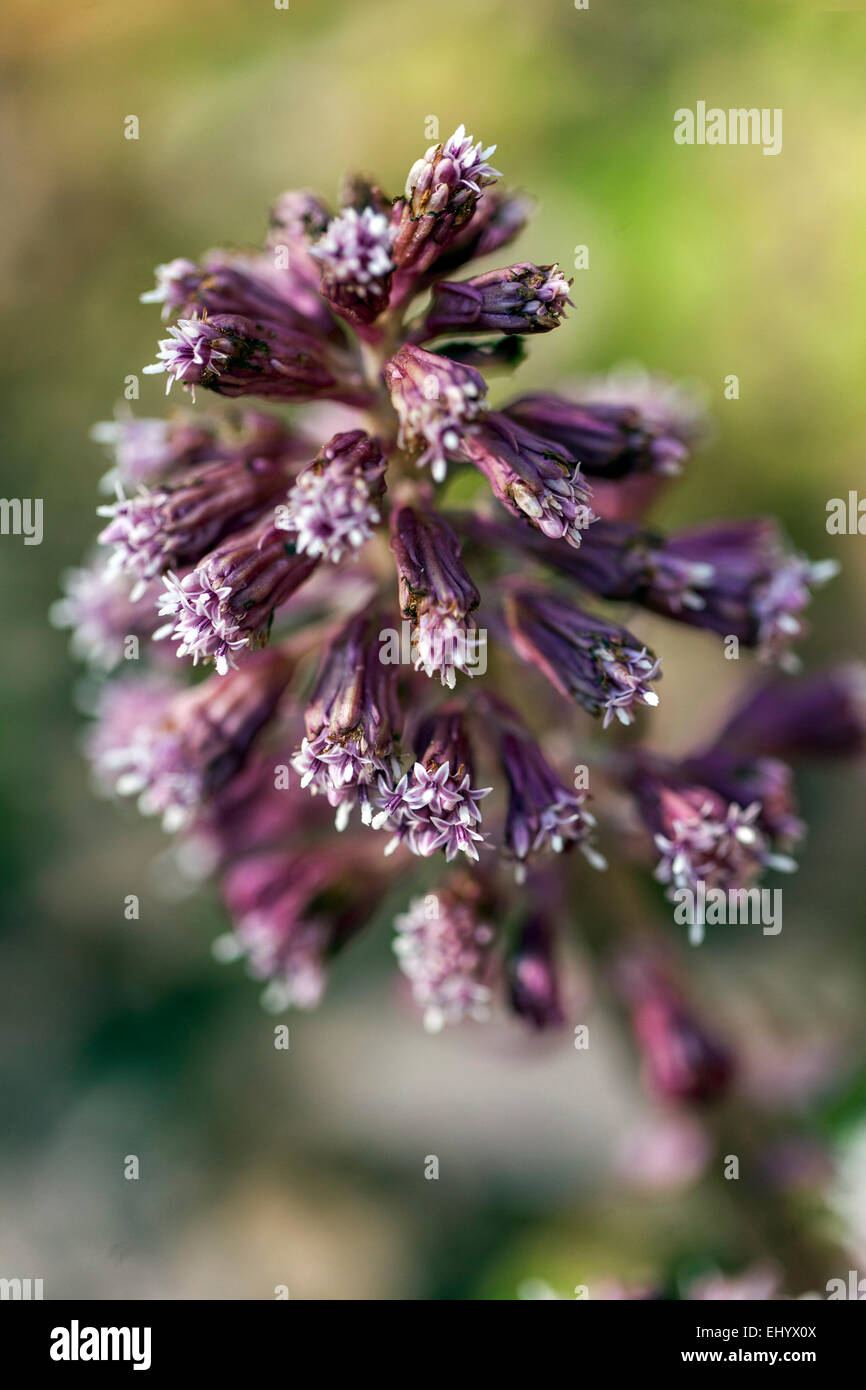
97,455 -> 290,594
393,877 -> 496,1032
144,313 -> 369,405
91,413 -> 218,491
391,124 -> 500,284
155,516 -> 319,674
506,586 -> 661,726
505,388 -> 694,478
507,912 -> 565,1030
311,206 -> 395,325
492,708 -> 603,875
713,665 -> 866,761
86,649 -> 291,830
384,344 -> 487,482
374,707 -> 491,861
646,519 -> 837,667
462,414 -> 595,548
293,612 -> 401,829
389,504 -> 480,687
217,844 -> 379,1011
275,429 -> 386,563
51,556 -> 163,668
421,262 -> 572,338
625,754 -> 798,896
140,251 -> 335,339
64,116 -> 849,1069
617,955 -> 733,1104
267,189 -> 332,286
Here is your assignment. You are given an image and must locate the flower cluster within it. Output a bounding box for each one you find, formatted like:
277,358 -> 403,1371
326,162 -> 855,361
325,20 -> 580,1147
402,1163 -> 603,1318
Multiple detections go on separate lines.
60,122 -> 860,1075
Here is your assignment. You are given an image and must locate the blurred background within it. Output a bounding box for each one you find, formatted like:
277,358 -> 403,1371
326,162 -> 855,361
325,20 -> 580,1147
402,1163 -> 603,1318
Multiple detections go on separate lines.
2,0 -> 865,1299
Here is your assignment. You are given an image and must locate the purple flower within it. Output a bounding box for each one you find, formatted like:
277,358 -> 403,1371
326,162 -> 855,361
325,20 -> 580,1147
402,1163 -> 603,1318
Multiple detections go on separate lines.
144,312 -> 369,405
656,519 -> 837,667
626,760 -> 798,896
390,125 -> 500,293
384,344 -> 487,483
311,206 -> 395,325
712,665 -> 866,761
85,650 -> 292,830
140,251 -> 335,339
504,384 -> 696,478
51,555 -> 163,668
274,429 -> 386,563
97,455 -> 291,594
218,843 -> 380,1011
505,586 -> 661,727
393,878 -> 496,1032
389,504 -> 480,687
267,188 -> 332,286
422,262 -> 572,337
292,612 -> 402,829
373,708 -> 491,861
462,413 -> 596,548
155,516 -> 319,674
507,913 -> 565,1030
618,956 -> 734,1104
499,723 -> 605,876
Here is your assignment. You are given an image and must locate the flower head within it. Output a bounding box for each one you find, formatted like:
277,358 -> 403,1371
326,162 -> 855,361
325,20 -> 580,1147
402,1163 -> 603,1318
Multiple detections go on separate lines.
85,651 -> 291,830
506,586 -> 661,726
389,504 -> 480,687
423,262 -> 572,337
275,429 -> 386,563
393,878 -> 496,1032
97,455 -> 290,594
384,344 -> 487,482
292,612 -> 401,829
498,723 -> 604,876
311,206 -> 395,325
373,707 -> 491,861
155,516 -> 319,674
463,413 -> 595,548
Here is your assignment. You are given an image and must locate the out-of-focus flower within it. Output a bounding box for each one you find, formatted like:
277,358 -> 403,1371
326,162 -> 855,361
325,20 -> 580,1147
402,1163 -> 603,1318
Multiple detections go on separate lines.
51,555 -> 163,668
688,1263 -> 782,1301
85,649 -> 291,830
507,912 -> 566,1028
97,455 -> 291,595
393,876 -> 496,1032
616,954 -> 734,1104
504,380 -> 695,478
713,664 -> 866,760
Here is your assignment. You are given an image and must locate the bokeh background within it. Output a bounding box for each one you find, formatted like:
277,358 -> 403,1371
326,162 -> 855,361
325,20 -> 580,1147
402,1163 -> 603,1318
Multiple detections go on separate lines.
2,0 -> 865,1299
